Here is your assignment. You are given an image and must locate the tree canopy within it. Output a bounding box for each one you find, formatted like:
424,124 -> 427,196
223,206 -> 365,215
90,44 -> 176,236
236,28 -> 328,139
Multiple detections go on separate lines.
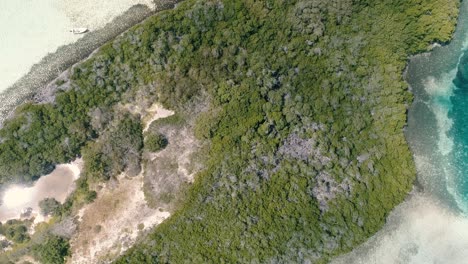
0,0 -> 459,263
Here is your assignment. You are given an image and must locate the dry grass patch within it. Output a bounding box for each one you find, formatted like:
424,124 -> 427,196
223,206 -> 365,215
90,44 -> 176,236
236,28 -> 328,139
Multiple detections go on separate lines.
69,173 -> 169,264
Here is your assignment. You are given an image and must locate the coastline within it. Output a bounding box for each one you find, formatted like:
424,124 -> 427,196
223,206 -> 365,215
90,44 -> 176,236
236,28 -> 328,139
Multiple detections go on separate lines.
0,0 -> 460,262
0,1 -> 183,126
332,1 -> 466,262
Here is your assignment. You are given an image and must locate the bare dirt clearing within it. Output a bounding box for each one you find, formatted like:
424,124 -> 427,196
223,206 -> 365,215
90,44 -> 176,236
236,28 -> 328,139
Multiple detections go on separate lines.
70,172 -> 169,264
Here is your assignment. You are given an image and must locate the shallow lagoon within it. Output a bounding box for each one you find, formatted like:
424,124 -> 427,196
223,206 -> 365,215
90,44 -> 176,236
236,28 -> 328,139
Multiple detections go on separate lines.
0,0 -> 155,93
0,160 -> 81,223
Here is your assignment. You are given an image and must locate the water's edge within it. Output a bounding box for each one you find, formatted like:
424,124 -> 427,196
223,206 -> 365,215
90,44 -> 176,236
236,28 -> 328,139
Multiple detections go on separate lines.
0,1 -> 182,125
332,1 -> 468,263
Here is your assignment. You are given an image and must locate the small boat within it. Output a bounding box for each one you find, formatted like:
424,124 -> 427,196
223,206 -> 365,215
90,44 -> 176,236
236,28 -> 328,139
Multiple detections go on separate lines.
69,28 -> 88,34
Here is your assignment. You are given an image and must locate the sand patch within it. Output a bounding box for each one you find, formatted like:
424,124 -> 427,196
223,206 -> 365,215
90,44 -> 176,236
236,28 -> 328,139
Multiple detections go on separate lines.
69,172 -> 169,264
55,0 -> 156,30
142,103 -> 175,132
0,159 -> 82,223
120,102 -> 175,132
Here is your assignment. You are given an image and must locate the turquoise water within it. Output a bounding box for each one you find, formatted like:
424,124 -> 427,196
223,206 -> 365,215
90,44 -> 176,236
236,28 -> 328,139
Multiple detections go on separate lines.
332,1 -> 468,263
406,0 -> 468,213
448,50 -> 468,212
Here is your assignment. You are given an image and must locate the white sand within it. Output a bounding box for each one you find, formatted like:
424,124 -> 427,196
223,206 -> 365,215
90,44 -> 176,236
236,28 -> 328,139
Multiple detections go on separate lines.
56,0 -> 156,30
0,0 -> 156,93
70,172 -> 170,264
332,193 -> 468,264
143,103 -> 175,132
0,159 -> 82,223
70,104 -> 176,263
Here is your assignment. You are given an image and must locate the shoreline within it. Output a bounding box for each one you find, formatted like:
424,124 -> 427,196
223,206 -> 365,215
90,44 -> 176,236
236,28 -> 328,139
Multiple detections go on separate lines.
332,1 -> 465,262
0,1 -> 183,126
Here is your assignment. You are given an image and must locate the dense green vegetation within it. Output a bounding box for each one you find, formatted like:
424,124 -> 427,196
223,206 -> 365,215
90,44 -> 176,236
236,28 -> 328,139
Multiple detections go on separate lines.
0,219 -> 31,244
0,0 -> 460,263
82,112 -> 143,181
0,218 -> 72,264
114,0 -> 458,262
32,235 -> 70,264
144,133 -> 168,152
38,198 -> 61,216
0,40 -> 147,184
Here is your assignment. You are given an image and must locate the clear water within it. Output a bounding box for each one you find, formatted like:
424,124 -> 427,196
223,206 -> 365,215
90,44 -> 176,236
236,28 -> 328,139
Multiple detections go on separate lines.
332,1 -> 468,263
0,0 -> 155,93
0,0 -> 155,221
448,50 -> 468,212
0,0 -> 77,92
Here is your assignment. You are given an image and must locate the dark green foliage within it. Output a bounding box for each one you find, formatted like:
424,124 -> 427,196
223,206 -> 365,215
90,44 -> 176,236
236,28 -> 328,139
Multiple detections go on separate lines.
82,112 -> 143,181
144,133 -> 168,152
32,235 -> 70,264
112,0 -> 458,263
0,220 -> 31,244
38,198 -> 61,216
0,35 -> 149,184
49,112 -> 143,218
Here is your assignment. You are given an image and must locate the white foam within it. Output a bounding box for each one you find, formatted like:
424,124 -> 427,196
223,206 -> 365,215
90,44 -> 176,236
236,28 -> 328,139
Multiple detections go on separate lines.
333,57 -> 468,264
462,37 -> 468,50
423,53 -> 468,215
422,70 -> 456,156
444,153 -> 468,215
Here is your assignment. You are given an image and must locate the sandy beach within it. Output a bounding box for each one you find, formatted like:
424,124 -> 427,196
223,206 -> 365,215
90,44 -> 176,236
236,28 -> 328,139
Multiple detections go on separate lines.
0,0 -> 158,93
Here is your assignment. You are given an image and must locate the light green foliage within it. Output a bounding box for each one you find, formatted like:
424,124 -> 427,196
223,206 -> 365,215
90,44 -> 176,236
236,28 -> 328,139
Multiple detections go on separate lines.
68,178 -> 97,208
0,220 -> 31,244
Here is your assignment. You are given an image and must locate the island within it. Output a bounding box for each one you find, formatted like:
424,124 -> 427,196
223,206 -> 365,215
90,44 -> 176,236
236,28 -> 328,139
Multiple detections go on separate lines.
0,0 -> 460,263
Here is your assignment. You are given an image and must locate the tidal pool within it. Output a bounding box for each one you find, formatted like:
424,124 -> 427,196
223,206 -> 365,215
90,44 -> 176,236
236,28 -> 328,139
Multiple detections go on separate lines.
0,160 -> 81,223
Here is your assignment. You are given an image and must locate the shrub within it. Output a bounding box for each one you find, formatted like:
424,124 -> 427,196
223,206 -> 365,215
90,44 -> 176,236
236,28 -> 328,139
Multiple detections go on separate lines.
38,198 -> 61,216
32,235 -> 70,264
144,133 -> 168,152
